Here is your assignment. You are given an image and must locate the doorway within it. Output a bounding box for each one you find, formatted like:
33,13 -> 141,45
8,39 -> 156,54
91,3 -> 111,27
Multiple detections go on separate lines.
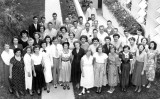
98,0 -> 102,8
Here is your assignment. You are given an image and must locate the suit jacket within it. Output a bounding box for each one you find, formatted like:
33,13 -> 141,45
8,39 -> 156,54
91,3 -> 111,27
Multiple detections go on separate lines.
28,23 -> 41,38
51,19 -> 61,30
10,44 -> 23,50
103,43 -> 112,55
33,39 -> 43,46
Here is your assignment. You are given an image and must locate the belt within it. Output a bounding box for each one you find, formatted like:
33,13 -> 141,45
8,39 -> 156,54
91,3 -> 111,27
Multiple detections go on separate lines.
62,60 -> 70,62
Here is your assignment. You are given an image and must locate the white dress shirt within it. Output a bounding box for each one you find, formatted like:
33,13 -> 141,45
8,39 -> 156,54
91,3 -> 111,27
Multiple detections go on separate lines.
44,28 -> 57,38
97,32 -> 108,45
81,29 -> 93,43
86,7 -> 97,19
1,49 -> 14,65
31,53 -> 43,65
50,44 -> 63,58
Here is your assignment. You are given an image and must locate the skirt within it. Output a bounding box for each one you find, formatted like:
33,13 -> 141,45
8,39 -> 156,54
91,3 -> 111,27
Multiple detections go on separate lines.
59,61 -> 71,82
80,65 -> 94,88
132,61 -> 147,86
94,63 -> 107,87
33,64 -> 45,91
121,63 -> 130,88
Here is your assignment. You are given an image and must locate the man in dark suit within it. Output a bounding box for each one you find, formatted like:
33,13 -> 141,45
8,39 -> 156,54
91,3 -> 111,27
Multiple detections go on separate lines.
28,16 -> 40,38
103,36 -> 112,55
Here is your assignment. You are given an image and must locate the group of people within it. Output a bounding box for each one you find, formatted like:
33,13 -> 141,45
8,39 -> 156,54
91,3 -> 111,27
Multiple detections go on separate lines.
1,1 -> 159,98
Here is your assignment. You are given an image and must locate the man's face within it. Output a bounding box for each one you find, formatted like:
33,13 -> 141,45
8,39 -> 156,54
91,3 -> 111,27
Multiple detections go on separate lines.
99,26 -> 104,33
79,18 -> 83,23
85,23 -> 90,29
65,18 -> 70,24
73,22 -> 78,27
107,21 -> 112,27
113,29 -> 118,34
91,15 -> 95,21
33,18 -> 38,24
52,14 -> 57,20
48,24 -> 53,29
113,36 -> 119,41
124,32 -> 129,37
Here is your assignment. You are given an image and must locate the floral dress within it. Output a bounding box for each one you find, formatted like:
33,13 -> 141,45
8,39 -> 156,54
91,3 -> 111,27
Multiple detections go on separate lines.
146,50 -> 158,81
108,53 -> 120,86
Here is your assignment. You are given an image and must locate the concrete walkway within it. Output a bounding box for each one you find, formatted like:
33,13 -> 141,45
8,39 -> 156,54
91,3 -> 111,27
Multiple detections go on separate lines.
42,83 -> 75,99
45,0 -> 63,24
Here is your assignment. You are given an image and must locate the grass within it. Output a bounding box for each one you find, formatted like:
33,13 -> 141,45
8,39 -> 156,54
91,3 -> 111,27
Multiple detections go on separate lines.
0,0 -> 44,98
74,75 -> 160,99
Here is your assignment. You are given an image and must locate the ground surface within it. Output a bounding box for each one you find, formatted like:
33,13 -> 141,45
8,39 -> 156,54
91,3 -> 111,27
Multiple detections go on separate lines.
74,76 -> 160,99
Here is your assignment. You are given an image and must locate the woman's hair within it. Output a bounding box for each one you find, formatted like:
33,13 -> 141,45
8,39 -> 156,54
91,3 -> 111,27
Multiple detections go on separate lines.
60,26 -> 67,32
14,48 -> 22,54
138,43 -> 145,50
12,36 -> 19,44
69,32 -> 75,37
104,36 -> 111,41
123,45 -> 130,51
25,46 -> 32,53
129,37 -> 136,42
73,40 -> 81,47
20,30 -> 29,37
149,41 -> 157,50
141,37 -> 148,44
44,35 -> 51,44
52,36 -> 57,42
33,45 -> 40,53
113,33 -> 120,38
34,32 -> 41,38
96,45 -> 103,52
80,35 -> 88,42
92,37 -> 99,43
27,38 -> 34,43
62,42 -> 70,48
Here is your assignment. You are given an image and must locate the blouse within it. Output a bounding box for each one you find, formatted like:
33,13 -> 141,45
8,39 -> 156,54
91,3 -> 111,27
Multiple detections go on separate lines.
31,53 -> 43,65
93,52 -> 108,63
1,49 -> 14,65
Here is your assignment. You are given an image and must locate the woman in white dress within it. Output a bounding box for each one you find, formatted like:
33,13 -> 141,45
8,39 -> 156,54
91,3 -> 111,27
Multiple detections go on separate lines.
23,46 -> 33,95
40,41 -> 53,93
59,42 -> 72,90
79,49 -> 94,95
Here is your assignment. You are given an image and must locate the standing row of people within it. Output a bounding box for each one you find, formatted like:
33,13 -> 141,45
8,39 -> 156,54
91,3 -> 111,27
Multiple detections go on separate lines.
1,8 -> 159,98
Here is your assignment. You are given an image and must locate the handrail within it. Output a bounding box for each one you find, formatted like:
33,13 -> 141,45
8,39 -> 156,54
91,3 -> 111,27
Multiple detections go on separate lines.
73,0 -> 86,24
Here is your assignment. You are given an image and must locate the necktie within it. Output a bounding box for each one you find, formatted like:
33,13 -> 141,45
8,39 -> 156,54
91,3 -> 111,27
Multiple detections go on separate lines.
43,49 -> 46,53
34,24 -> 37,29
136,36 -> 139,45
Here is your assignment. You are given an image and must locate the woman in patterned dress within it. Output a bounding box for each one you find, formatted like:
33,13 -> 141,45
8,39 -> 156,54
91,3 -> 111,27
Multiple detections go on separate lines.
59,42 -> 72,90
146,41 -> 158,88
119,45 -> 133,92
9,48 -> 25,98
93,45 -> 108,93
132,44 -> 147,93
107,46 -> 120,93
